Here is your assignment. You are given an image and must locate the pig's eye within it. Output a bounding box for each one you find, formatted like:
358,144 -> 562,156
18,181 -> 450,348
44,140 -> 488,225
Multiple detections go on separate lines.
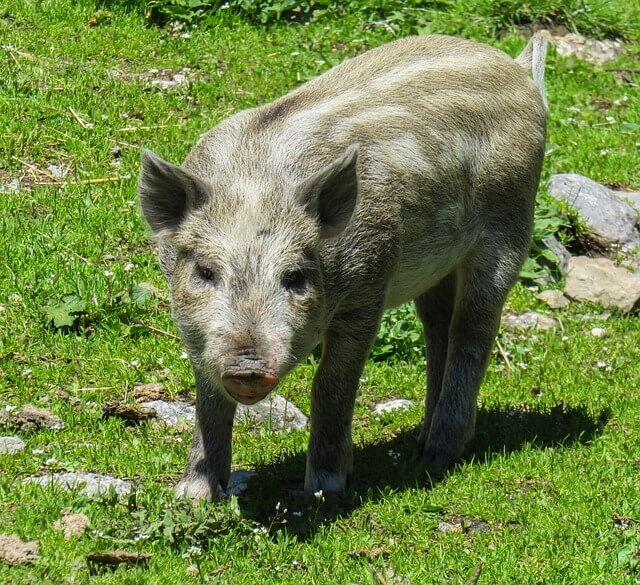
196,265 -> 216,284
282,269 -> 307,294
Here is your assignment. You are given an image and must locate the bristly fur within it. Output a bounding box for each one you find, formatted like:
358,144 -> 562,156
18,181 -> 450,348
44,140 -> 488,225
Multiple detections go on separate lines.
138,34 -> 547,501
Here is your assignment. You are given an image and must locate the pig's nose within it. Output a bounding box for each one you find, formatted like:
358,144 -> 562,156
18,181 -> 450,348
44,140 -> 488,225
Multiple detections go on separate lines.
222,372 -> 279,405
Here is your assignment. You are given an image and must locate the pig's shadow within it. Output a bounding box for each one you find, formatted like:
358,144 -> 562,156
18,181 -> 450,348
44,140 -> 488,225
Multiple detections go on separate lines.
236,402 -> 609,538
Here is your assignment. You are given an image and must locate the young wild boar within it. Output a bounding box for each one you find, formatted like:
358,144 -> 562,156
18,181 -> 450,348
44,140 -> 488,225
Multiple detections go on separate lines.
138,34 -> 548,501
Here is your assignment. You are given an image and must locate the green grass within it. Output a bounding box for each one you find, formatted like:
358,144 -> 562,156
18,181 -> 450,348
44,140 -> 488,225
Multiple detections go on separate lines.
1,1 -> 640,583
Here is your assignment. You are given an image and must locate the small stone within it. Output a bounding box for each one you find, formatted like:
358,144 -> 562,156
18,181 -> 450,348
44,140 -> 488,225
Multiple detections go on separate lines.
0,436 -> 26,454
373,399 -> 414,414
235,394 -> 308,431
24,472 -> 132,496
536,290 -> 570,309
590,327 -> 607,338
146,394 -> 308,431
502,312 -> 557,331
46,164 -> 67,178
226,470 -> 257,495
437,516 -> 490,534
0,178 -> 20,193
565,256 -> 640,313
142,400 -> 195,425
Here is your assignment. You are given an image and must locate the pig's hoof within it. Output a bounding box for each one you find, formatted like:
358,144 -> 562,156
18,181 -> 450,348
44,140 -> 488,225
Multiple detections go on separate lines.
303,470 -> 347,499
420,444 -> 461,475
174,475 -> 221,502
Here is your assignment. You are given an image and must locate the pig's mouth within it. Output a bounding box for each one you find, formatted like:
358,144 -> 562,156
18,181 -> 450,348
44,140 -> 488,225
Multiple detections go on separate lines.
221,371 -> 279,405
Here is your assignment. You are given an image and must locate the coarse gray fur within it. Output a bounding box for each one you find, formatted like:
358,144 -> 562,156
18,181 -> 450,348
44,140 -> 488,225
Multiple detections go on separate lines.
138,34 -> 548,500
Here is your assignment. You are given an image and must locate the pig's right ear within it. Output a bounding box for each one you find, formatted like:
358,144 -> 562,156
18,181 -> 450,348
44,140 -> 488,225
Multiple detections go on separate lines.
295,144 -> 359,239
138,150 -> 209,236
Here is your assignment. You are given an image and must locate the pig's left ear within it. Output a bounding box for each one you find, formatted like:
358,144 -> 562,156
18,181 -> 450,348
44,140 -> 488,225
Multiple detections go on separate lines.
138,150 -> 209,236
295,144 -> 359,239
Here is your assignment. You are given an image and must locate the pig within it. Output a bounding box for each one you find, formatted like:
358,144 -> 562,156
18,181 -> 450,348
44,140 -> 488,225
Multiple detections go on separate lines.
138,33 -> 548,501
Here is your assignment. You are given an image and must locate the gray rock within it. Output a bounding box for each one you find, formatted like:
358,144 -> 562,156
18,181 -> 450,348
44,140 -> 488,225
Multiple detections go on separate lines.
564,256 -> 640,313
502,312 -> 557,331
146,393 -> 308,431
548,174 -> 640,249
0,436 -> 26,454
373,399 -> 414,414
536,290 -> 570,309
547,32 -> 625,64
613,191 -> 640,210
24,472 -> 132,496
142,400 -> 195,425
226,470 -> 257,496
236,394 -> 308,431
0,178 -> 20,193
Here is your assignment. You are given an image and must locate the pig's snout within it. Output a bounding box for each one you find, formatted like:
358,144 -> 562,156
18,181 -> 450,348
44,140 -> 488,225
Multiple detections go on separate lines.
222,372 -> 279,404
222,350 -> 279,404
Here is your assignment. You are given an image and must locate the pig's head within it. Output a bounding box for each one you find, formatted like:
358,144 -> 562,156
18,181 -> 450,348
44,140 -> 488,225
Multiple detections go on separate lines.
138,145 -> 359,404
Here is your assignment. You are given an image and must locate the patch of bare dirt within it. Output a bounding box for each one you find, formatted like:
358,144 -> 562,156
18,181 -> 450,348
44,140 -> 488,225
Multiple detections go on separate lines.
0,534 -> 39,565
53,509 -> 91,540
0,404 -> 64,432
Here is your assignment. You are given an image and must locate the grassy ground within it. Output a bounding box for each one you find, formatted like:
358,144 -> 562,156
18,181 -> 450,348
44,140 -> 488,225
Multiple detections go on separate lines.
1,1 -> 639,583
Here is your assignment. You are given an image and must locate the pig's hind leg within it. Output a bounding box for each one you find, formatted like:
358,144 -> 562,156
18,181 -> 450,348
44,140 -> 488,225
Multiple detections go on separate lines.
418,234 -> 529,470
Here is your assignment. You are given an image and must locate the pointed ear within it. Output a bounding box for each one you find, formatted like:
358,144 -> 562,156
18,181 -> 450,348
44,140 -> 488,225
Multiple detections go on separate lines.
137,150 -> 209,236
295,144 -> 359,239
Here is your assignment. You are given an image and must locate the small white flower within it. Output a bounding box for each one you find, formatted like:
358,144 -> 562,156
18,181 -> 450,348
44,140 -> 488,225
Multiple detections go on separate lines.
606,116 -> 616,123
129,358 -> 140,367
156,357 -> 164,365
45,457 -> 58,465
124,262 -> 135,272
0,305 -> 4,312
290,51 -> 300,56
567,106 -> 580,113
180,351 -> 189,359
275,501 -> 281,511
103,270 -> 114,277
32,448 -> 45,455
600,149 -> 609,156
21,368 -> 32,377
596,361 -> 607,368
562,335 -> 569,341
313,489 -> 323,500
101,114 -> 108,120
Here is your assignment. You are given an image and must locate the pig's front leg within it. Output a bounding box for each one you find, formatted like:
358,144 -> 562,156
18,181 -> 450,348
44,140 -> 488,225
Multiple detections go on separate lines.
175,373 -> 236,501
304,310 -> 381,496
